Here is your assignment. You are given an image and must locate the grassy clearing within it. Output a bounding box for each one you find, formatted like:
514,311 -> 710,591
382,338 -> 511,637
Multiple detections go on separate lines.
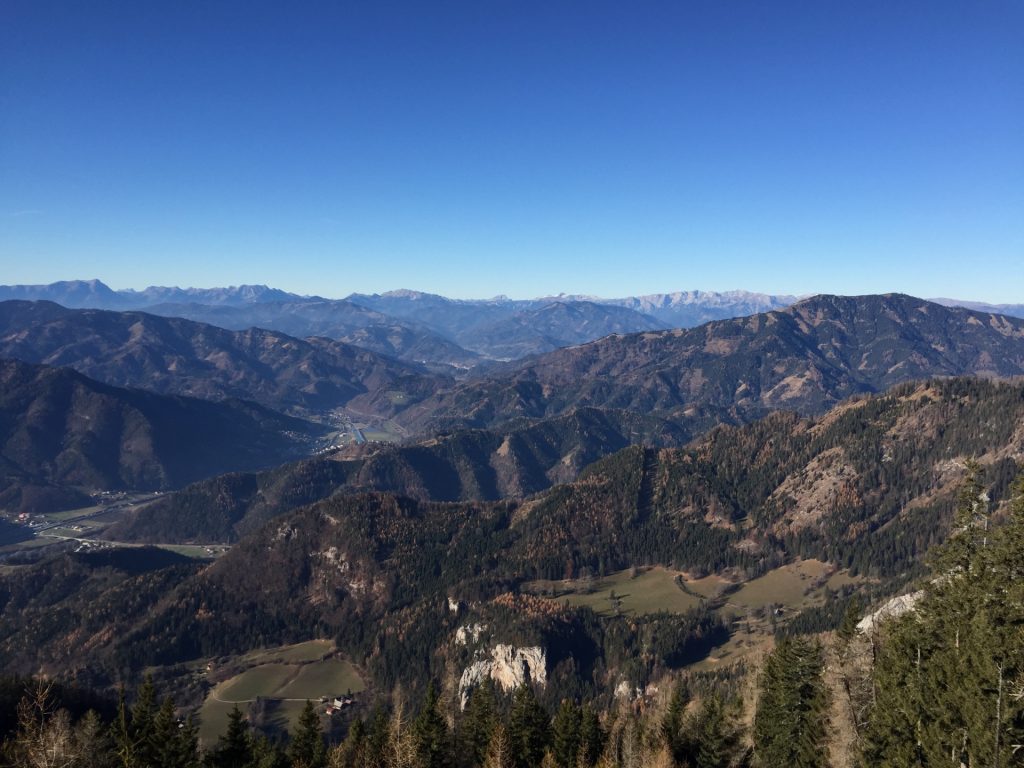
44,505 -> 105,520
825,570 -> 860,590
684,574 -> 732,599
198,700 -> 237,745
199,643 -> 364,746
528,567 -> 703,617
726,559 -> 831,610
0,537 -> 54,553
156,544 -> 223,559
277,660 -> 364,699
244,639 -> 334,665
217,664 -> 294,701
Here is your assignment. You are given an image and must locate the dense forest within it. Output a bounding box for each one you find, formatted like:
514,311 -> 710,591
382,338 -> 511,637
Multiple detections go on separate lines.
2,468 -> 1022,767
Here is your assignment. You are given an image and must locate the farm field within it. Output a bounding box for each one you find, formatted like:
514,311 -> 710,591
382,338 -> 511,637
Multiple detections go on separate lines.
243,639 -> 333,665
525,566 -> 702,617
725,559 -> 831,610
199,641 -> 364,744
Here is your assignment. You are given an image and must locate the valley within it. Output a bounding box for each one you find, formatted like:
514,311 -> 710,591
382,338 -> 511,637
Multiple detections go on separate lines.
0,286 -> 1022,767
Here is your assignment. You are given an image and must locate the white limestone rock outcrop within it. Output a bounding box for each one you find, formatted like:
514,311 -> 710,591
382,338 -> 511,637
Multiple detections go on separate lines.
856,590 -> 925,634
458,644 -> 547,708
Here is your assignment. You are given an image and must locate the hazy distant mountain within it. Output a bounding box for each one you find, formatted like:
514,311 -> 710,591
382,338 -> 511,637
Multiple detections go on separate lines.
346,289 -> 530,339
0,301 -> 446,416
456,301 -> 665,359
0,358 -> 325,512
127,283 -> 302,306
0,279 -> 304,309
348,292 -> 665,359
930,297 -> 1024,320
142,300 -> 481,370
400,294 -> 1024,435
598,289 -> 798,327
0,279 -> 127,308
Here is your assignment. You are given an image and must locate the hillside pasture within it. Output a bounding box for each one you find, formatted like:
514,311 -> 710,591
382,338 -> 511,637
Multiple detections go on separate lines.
199,641 -> 364,745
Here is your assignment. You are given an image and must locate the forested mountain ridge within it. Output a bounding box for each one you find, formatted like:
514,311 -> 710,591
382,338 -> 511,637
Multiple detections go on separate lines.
0,301 -> 446,416
400,293 -> 1024,434
142,300 -> 482,370
107,406 -> 691,543
0,359 -> 326,512
5,378 -> 1022,693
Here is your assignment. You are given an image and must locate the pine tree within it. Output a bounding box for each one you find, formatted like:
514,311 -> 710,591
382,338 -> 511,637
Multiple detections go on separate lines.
249,734 -> 288,768
508,684 -> 550,768
173,714 -> 200,768
332,717 -> 366,768
753,637 -> 828,768
112,686 -> 136,768
206,705 -> 252,768
132,675 -> 159,768
690,695 -> 739,768
365,706 -> 390,768
660,683 -> 690,765
413,682 -> 451,768
551,700 -> 582,768
577,705 -> 605,768
862,470 -> 1024,767
461,681 -> 498,767
289,701 -> 327,768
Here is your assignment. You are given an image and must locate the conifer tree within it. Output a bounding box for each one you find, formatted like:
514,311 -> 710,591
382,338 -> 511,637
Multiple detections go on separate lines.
508,684 -> 550,768
576,705 -> 605,768
331,717 -> 366,768
413,682 -> 451,768
249,734 -> 288,768
660,683 -> 690,765
174,714 -> 200,768
206,705 -> 252,768
365,706 -> 390,768
753,637 -> 828,768
862,470 -> 1024,767
289,701 -> 327,768
461,681 -> 498,768
112,686 -> 136,768
132,675 -> 159,767
691,695 -> 739,768
551,700 -> 582,768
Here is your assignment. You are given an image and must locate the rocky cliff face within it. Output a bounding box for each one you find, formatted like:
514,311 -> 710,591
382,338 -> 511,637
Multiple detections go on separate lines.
458,643 -> 547,708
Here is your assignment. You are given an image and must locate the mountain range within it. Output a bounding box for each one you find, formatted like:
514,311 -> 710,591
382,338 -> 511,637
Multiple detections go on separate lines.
0,300 -> 444,416
401,293 -> 1024,435
3,280 -> 1019,371
3,377 -> 1022,692
0,358 -> 326,512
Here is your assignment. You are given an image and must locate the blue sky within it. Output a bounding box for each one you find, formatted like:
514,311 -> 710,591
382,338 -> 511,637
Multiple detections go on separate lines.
1,1 -> 1021,301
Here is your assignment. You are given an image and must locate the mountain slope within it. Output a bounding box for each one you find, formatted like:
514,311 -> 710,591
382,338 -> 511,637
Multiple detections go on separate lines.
0,279 -> 304,309
401,294 -> 1024,434
0,301 -> 446,415
108,406 -> 691,543
456,301 -> 664,359
4,378 -> 1019,692
0,359 -> 326,510
930,297 -> 1024,320
143,299 -> 481,369
3,378 -> 1023,693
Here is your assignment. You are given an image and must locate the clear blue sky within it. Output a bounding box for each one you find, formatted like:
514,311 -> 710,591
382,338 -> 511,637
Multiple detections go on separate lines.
1,1 -> 1021,301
